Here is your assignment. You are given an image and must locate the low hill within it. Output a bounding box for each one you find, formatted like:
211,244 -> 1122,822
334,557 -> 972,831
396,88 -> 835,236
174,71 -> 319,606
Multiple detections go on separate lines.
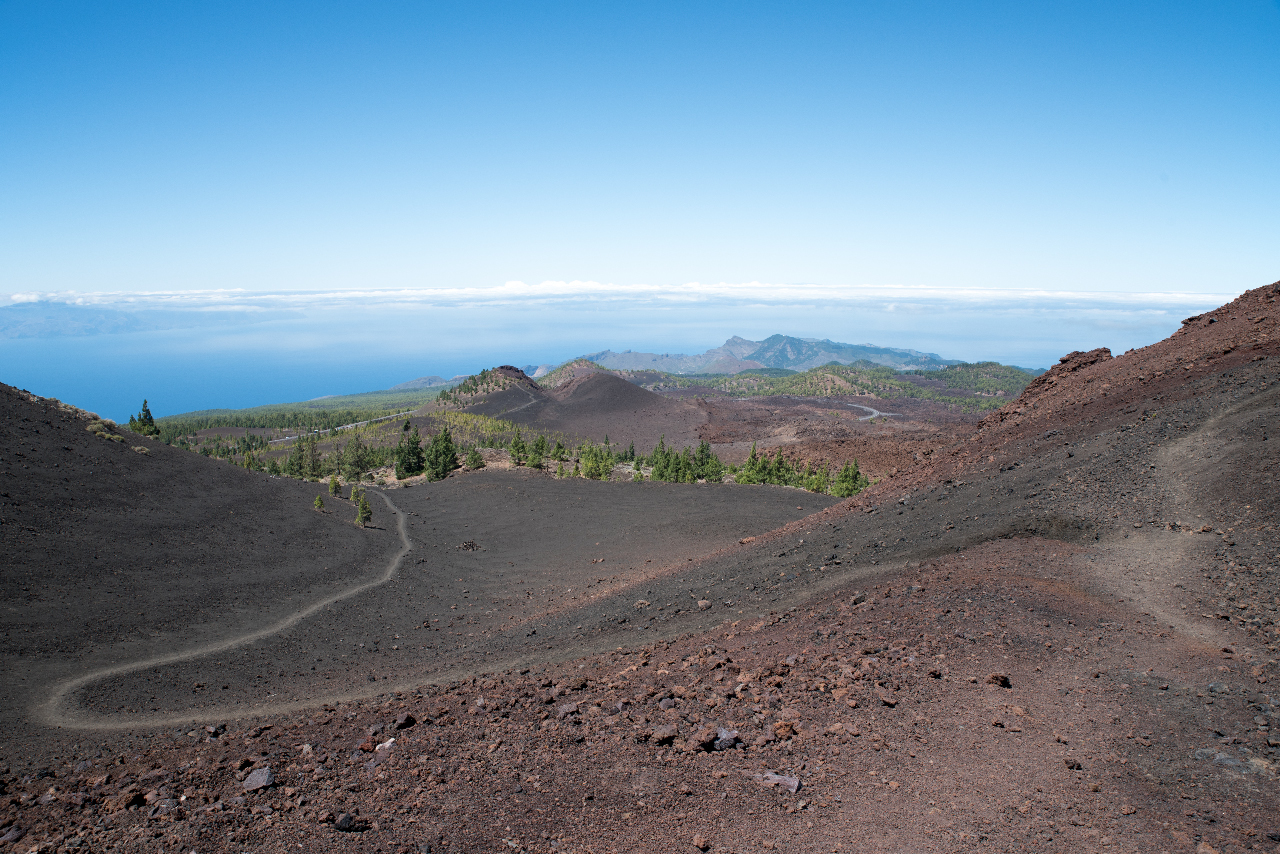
441,364 -> 706,450
389,374 -> 466,390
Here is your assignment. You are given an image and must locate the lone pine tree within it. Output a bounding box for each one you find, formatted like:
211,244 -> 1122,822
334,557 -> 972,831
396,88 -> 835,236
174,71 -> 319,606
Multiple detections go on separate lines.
127,400 -> 160,437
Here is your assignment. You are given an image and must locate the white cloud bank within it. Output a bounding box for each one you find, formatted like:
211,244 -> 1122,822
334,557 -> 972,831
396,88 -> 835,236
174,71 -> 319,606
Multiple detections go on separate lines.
0,280 -> 1241,313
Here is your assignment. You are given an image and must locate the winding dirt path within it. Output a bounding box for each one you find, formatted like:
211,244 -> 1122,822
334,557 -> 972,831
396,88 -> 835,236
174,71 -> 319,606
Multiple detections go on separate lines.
36,490 -> 415,731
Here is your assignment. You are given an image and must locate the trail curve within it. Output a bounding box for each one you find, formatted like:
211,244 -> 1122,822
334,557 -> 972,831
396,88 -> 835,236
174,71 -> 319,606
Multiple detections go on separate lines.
37,490 -> 414,731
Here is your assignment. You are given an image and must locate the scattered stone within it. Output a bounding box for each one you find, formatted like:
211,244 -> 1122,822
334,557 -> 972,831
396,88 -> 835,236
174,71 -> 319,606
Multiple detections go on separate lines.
1119,804 -> 1136,815
557,702 -> 580,720
242,767 -> 275,792
713,727 -> 740,751
752,772 -> 801,794
652,724 -> 678,745
394,713 -> 416,730
697,600 -> 712,611
689,727 -> 719,752
692,834 -> 710,851
987,673 -> 1012,688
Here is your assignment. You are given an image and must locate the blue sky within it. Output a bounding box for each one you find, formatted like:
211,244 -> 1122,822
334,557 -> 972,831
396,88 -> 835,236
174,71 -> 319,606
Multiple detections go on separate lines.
2,2 -> 1278,417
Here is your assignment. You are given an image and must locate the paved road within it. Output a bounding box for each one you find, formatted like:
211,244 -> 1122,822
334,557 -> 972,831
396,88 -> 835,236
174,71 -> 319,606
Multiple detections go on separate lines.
847,403 -> 900,420
270,409 -> 418,444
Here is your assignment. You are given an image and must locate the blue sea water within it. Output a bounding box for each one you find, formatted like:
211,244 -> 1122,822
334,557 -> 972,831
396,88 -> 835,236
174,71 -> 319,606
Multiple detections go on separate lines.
0,299 -> 1209,422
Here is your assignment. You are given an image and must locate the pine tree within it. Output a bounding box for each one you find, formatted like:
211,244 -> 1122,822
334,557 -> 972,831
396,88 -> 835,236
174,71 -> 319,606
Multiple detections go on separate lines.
127,399 -> 161,437
340,431 -> 371,482
303,436 -> 323,480
356,494 -> 372,526
424,428 -> 459,481
509,431 -> 527,466
329,474 -> 340,496
284,438 -> 305,478
465,447 -> 485,469
314,495 -> 325,511
396,425 -> 426,479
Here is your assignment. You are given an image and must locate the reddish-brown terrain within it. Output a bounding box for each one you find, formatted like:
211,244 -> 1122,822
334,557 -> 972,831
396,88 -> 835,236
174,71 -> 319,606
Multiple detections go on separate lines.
1,281 -> 1278,854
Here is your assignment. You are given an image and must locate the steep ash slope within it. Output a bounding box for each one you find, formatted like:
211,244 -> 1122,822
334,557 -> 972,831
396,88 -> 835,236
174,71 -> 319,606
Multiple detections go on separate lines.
0,383 -> 399,726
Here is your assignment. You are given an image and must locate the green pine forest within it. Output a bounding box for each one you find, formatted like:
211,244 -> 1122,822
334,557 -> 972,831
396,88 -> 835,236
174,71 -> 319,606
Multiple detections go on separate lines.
135,353 -> 1037,499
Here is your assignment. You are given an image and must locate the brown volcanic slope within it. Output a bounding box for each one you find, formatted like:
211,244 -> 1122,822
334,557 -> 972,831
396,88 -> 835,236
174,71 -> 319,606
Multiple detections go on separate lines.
461,368 -> 706,451
3,283 -> 1280,854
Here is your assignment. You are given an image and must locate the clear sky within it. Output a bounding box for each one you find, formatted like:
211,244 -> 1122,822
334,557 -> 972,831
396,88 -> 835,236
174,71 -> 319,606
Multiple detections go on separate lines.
2,2 -> 1278,417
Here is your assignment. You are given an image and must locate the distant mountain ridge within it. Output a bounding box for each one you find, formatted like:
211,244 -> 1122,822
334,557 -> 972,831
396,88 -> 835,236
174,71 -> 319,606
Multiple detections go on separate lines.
582,334 -> 962,374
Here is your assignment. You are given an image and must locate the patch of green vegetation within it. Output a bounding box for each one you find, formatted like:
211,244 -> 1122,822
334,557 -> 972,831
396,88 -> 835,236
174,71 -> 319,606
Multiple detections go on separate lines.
644,438 -> 725,483
734,443 -> 869,496
901,361 -> 1036,397
156,387 -> 447,441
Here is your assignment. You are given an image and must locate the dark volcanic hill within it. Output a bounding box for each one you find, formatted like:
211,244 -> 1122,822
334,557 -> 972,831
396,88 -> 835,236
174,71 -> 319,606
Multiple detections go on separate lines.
458,366 -> 706,450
